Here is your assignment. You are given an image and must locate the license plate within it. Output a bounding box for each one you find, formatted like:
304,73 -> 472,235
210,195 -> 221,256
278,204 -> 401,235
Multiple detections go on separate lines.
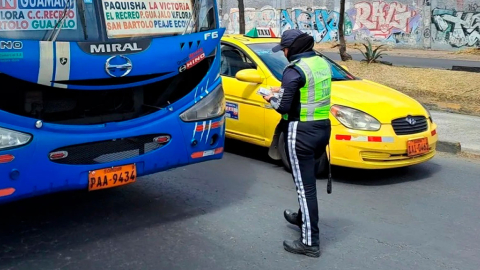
407,138 -> 429,157
88,164 -> 137,191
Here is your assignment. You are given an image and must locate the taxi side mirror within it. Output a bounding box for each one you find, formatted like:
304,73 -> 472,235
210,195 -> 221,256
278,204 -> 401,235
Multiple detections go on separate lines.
340,65 -> 349,72
235,69 -> 264,84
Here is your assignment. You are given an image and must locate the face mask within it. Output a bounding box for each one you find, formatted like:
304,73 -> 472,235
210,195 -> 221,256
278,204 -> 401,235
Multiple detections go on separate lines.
286,33 -> 314,61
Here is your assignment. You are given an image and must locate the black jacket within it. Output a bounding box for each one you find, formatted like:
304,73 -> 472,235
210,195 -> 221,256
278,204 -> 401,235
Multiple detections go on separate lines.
269,51 -> 318,121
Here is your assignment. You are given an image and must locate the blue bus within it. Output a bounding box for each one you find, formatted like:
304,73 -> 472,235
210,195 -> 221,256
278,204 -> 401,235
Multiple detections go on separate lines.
0,0 -> 226,203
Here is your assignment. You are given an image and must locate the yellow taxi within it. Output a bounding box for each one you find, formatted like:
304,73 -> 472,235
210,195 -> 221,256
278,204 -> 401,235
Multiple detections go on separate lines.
220,27 -> 438,175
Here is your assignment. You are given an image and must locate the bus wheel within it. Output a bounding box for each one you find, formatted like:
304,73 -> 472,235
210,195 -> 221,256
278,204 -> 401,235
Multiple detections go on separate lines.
278,131 -> 327,178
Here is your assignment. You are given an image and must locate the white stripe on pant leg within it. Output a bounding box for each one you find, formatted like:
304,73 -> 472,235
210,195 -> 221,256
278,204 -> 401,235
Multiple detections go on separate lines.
287,122 -> 305,242
287,122 -> 306,239
288,121 -> 310,245
290,121 -> 312,246
291,122 -> 311,245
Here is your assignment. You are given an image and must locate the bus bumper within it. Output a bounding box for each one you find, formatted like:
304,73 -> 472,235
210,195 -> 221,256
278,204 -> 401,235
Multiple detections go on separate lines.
0,107 -> 225,204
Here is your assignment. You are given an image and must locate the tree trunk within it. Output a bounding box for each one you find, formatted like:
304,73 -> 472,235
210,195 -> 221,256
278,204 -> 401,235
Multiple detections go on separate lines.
238,0 -> 245,34
338,0 -> 352,61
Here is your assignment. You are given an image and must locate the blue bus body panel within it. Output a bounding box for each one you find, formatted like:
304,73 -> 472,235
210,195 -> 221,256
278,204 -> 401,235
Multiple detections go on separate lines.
0,29 -> 224,90
0,28 -> 227,204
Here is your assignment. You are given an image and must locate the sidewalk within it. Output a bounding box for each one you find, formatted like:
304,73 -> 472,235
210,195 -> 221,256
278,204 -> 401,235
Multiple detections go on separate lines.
323,51 -> 480,70
431,111 -> 480,156
315,43 -> 480,62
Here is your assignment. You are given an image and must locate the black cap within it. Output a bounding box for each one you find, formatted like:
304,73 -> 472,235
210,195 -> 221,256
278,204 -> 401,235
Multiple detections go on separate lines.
272,29 -> 305,52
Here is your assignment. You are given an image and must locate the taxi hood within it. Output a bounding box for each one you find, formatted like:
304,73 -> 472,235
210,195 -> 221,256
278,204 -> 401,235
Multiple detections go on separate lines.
331,79 -> 429,124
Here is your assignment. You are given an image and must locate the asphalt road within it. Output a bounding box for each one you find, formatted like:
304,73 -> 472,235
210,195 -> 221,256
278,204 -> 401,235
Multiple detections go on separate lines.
322,52 -> 480,70
1,140 -> 479,270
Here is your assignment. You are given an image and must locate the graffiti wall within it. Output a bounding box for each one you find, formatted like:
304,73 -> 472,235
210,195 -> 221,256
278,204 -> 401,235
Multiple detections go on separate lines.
287,8 -> 354,42
224,6 -> 352,43
225,6 -> 278,35
431,8 -> 480,48
221,0 -> 480,50
223,1 -> 423,46
347,1 -> 422,45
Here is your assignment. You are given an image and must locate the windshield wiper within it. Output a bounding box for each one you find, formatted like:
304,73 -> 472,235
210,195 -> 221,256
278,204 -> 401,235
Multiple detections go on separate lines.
78,0 -> 88,40
47,0 -> 73,41
183,0 -> 200,35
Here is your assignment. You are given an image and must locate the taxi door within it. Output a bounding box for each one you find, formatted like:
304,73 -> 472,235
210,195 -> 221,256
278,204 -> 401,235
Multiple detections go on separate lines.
220,43 -> 267,145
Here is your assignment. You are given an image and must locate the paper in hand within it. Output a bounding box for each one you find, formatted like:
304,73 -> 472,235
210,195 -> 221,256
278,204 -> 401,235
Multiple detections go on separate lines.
257,87 -> 272,97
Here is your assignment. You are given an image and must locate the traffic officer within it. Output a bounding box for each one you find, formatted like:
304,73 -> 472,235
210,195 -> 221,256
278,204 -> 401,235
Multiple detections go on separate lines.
263,29 -> 332,258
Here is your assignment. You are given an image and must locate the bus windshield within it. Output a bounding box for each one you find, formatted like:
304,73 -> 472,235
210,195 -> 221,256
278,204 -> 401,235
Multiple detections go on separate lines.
0,0 -> 217,41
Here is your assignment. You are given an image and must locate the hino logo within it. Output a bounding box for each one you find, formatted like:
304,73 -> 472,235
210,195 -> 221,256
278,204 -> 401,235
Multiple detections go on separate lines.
105,55 -> 133,77
91,43 -> 142,54
0,41 -> 23,50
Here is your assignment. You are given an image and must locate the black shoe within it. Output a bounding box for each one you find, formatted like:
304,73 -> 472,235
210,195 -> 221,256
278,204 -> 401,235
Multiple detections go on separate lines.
283,239 -> 320,258
284,209 -> 301,228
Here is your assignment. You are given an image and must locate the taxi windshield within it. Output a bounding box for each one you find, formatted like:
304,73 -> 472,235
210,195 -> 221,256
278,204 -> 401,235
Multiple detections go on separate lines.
0,0 -> 217,41
247,43 -> 356,81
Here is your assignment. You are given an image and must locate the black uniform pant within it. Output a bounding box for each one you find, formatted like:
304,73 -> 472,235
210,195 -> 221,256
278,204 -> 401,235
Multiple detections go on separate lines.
283,119 -> 331,247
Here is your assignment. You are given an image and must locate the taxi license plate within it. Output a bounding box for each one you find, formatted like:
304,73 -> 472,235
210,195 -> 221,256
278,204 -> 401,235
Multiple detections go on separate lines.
407,138 -> 429,157
88,164 -> 137,191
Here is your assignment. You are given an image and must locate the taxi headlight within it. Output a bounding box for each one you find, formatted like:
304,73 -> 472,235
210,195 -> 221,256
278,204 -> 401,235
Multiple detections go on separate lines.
331,105 -> 381,131
180,84 -> 225,122
0,127 -> 32,150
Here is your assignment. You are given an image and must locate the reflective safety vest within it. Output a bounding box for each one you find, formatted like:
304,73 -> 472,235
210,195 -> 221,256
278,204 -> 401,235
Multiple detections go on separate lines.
283,56 -> 332,122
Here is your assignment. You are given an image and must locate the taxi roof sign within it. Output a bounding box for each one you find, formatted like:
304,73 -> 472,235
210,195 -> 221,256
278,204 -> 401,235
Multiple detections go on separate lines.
244,27 -> 277,38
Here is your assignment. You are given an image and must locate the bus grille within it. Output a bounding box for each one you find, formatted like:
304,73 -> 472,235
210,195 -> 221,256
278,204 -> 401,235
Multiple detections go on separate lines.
391,116 -> 428,135
49,134 -> 169,165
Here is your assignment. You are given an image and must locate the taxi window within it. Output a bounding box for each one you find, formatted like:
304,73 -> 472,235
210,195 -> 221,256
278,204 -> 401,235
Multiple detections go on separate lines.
220,44 -> 256,77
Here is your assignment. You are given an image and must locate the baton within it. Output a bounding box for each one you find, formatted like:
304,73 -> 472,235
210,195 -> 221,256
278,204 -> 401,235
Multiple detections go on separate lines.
327,143 -> 332,194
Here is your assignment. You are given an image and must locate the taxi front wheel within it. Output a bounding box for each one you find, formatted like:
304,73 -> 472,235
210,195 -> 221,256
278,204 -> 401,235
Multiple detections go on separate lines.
278,132 -> 328,178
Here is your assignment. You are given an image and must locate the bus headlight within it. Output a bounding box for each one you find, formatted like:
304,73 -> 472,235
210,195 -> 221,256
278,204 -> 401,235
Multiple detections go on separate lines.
0,127 -> 32,150
180,84 -> 226,122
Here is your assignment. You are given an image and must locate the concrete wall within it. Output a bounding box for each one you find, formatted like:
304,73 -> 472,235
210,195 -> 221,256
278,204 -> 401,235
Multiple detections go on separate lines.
218,0 -> 480,50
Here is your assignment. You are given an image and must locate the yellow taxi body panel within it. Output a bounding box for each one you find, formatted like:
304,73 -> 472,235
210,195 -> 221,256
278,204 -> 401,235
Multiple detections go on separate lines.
221,34 -> 438,170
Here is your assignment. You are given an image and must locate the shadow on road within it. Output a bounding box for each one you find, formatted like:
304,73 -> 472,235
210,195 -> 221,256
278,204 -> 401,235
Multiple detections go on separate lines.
0,158 -> 254,269
326,158 -> 442,186
224,138 -> 279,165
225,138 -> 441,186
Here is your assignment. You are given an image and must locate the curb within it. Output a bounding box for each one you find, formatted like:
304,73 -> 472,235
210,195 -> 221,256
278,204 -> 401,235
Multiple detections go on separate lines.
437,140 -> 461,155
437,141 -> 480,158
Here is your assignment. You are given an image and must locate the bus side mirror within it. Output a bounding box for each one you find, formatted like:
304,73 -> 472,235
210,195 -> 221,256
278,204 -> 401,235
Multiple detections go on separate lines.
340,65 -> 349,72
235,69 -> 264,84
